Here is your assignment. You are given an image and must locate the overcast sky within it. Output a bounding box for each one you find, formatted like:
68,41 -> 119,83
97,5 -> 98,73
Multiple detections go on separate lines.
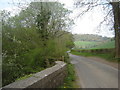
0,0 -> 115,37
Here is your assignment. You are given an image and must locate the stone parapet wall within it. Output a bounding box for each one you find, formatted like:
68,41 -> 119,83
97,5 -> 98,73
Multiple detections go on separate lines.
2,61 -> 67,89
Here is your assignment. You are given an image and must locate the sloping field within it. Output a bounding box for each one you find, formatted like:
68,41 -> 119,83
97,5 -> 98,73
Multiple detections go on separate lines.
74,41 -> 100,49
91,41 -> 115,49
74,41 -> 115,49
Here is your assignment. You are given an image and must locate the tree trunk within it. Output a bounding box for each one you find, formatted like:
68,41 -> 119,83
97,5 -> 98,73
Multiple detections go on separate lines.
110,2 -> 120,58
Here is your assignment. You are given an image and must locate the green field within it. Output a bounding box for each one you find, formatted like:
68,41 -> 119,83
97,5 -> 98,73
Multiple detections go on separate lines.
74,41 -> 115,49
74,41 -> 100,49
91,41 -> 115,49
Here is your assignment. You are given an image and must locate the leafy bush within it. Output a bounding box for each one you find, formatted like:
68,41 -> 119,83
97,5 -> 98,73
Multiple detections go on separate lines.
2,2 -> 74,86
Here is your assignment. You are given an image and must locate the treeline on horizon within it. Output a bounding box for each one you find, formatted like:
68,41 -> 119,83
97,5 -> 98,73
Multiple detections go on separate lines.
2,2 -> 74,86
73,34 -> 114,42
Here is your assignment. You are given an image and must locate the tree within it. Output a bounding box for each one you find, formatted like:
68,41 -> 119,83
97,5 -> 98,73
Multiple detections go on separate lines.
2,1 -> 74,86
74,0 -> 120,58
110,2 -> 120,58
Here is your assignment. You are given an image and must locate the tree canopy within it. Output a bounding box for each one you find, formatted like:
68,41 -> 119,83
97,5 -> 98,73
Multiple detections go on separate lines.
2,2 -> 74,86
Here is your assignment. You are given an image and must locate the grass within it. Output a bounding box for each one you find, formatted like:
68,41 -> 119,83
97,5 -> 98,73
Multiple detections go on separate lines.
91,41 -> 115,49
71,50 -> 119,63
74,40 -> 115,49
59,64 -> 78,88
74,41 -> 99,49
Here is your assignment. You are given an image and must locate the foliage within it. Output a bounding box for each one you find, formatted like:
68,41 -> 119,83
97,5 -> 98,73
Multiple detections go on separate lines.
2,2 -> 74,86
58,55 -> 78,88
16,74 -> 33,81
71,50 -> 118,62
59,64 -> 76,88
73,34 -> 111,42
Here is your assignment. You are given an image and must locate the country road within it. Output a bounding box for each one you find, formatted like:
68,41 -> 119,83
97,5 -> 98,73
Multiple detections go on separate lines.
70,54 -> 118,88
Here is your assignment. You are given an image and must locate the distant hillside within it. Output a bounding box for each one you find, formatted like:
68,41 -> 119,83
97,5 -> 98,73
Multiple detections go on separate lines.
74,34 -> 111,42
73,34 -> 114,49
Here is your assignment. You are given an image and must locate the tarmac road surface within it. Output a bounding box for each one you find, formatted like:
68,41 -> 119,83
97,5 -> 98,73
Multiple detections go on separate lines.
70,54 -> 118,88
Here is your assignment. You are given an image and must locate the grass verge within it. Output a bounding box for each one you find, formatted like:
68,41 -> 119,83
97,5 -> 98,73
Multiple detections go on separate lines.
59,63 -> 78,88
71,50 -> 119,63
